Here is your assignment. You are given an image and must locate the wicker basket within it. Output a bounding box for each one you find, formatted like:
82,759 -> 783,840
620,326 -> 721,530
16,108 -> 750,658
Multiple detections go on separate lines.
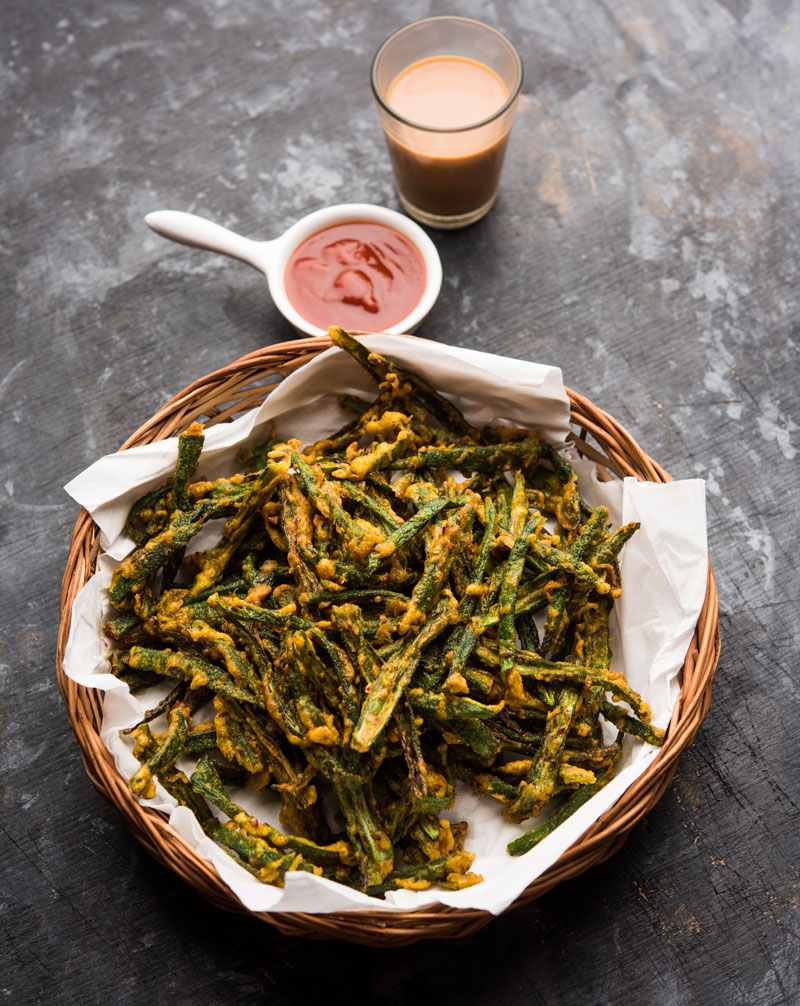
56,335 -> 720,947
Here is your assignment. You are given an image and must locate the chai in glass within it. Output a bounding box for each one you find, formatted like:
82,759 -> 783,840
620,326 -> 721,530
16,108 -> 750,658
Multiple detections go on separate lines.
372,17 -> 523,229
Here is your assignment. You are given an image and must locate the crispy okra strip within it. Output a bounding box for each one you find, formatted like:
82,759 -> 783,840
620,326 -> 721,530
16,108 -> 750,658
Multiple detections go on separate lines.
330,778 -> 394,888
328,326 -> 476,439
475,643 -> 652,722
498,514 -> 546,685
206,594 -> 311,632
352,593 -> 457,752
600,700 -> 665,746
125,482 -> 174,546
384,761 -> 457,839
304,380 -> 414,460
222,614 -> 307,741
516,608 -> 541,654
186,474 -> 249,504
300,735 -> 394,885
393,696 -> 428,797
190,756 -> 353,867
488,716 -> 548,754
202,819 -> 316,881
455,761 -> 594,802
331,603 -> 382,690
393,438 -> 543,474
290,452 -> 382,559
212,695 -> 267,774
338,393 -> 371,416
291,630 -> 342,720
590,521 -> 641,591
189,753 -> 244,818
183,722 -> 218,754
561,739 -> 623,768
306,588 -> 408,607
404,815 -> 455,864
104,611 -> 145,642
438,716 -> 502,761
186,458 -> 288,599
214,695 -> 317,807
493,479 -> 512,530
503,686 -> 583,822
127,646 -> 260,705
237,434 -> 280,474
110,498 -> 221,610
366,495 -> 465,574
130,724 -> 213,821
508,471 -> 529,537
120,680 -> 188,736
129,703 -> 192,798
570,592 -> 613,738
397,504 -> 475,636
541,506 -> 610,656
173,422 -> 205,512
309,630 -> 360,736
538,441 -> 582,533
529,536 -> 611,594
441,497 -> 497,687
279,476 -> 321,610
190,576 -> 249,604
107,650 -> 162,691
408,688 -> 504,720
284,632 -> 340,746
330,413 -> 416,480
477,570 -> 561,631
507,760 -> 620,856
366,850 -> 479,896
336,480 -> 404,534
183,617 -> 263,699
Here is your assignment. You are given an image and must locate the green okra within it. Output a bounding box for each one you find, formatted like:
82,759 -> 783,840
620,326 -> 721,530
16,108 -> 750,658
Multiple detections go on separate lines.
173,423 -> 205,513
337,479 -> 405,533
328,326 -> 476,439
541,506 -> 609,656
476,643 -> 652,722
125,482 -> 174,546
507,759 -> 620,856
351,594 -> 456,752
498,514 -> 546,685
127,645 -> 261,706
600,700 -> 665,746
187,458 -> 288,599
393,438 -> 543,474
408,689 -> 504,720
366,495 -> 466,574
110,499 -> 218,610
190,755 -> 353,867
503,686 -> 583,822
129,704 -> 192,797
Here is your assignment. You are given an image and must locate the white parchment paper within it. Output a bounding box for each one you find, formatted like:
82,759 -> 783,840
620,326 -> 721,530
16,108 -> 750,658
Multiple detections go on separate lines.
63,335 -> 708,915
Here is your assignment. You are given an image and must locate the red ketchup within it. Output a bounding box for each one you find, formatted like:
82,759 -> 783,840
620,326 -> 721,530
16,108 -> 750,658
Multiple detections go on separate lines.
284,220 -> 427,331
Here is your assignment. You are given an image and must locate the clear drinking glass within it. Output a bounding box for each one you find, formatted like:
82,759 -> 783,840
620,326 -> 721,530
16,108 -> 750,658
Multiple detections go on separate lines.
371,16 -> 523,230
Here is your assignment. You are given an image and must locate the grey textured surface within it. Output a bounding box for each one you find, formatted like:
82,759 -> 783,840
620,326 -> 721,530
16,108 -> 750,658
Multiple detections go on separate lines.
2,1 -> 799,1003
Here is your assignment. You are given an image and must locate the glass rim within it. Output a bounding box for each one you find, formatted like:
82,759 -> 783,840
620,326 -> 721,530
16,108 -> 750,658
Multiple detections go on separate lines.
370,16 -> 524,134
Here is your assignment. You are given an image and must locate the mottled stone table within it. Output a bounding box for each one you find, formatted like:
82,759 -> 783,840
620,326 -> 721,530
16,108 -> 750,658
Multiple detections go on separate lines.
2,1 -> 798,1003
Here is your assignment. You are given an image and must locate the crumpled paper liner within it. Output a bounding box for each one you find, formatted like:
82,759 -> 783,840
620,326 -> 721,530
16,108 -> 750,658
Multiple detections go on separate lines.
63,335 -> 707,915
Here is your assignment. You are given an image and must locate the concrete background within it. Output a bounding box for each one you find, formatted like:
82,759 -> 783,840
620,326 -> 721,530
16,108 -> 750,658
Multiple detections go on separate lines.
2,1 -> 798,1002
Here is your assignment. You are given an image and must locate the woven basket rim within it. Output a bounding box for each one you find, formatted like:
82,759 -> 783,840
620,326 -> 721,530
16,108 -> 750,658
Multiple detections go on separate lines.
56,335 -> 720,946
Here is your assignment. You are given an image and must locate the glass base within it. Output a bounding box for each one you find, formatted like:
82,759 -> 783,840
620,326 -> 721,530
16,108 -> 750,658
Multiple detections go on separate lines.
396,191 -> 498,230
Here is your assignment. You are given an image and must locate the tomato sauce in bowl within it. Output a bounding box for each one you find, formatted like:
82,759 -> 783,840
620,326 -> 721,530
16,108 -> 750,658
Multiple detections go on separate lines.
284,220 -> 427,332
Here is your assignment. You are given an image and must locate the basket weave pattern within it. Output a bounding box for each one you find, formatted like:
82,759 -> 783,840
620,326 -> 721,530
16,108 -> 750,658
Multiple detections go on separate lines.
57,336 -> 720,946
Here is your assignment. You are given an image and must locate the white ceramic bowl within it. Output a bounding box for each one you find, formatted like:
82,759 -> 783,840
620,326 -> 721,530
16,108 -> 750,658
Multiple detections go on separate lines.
145,203 -> 443,338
